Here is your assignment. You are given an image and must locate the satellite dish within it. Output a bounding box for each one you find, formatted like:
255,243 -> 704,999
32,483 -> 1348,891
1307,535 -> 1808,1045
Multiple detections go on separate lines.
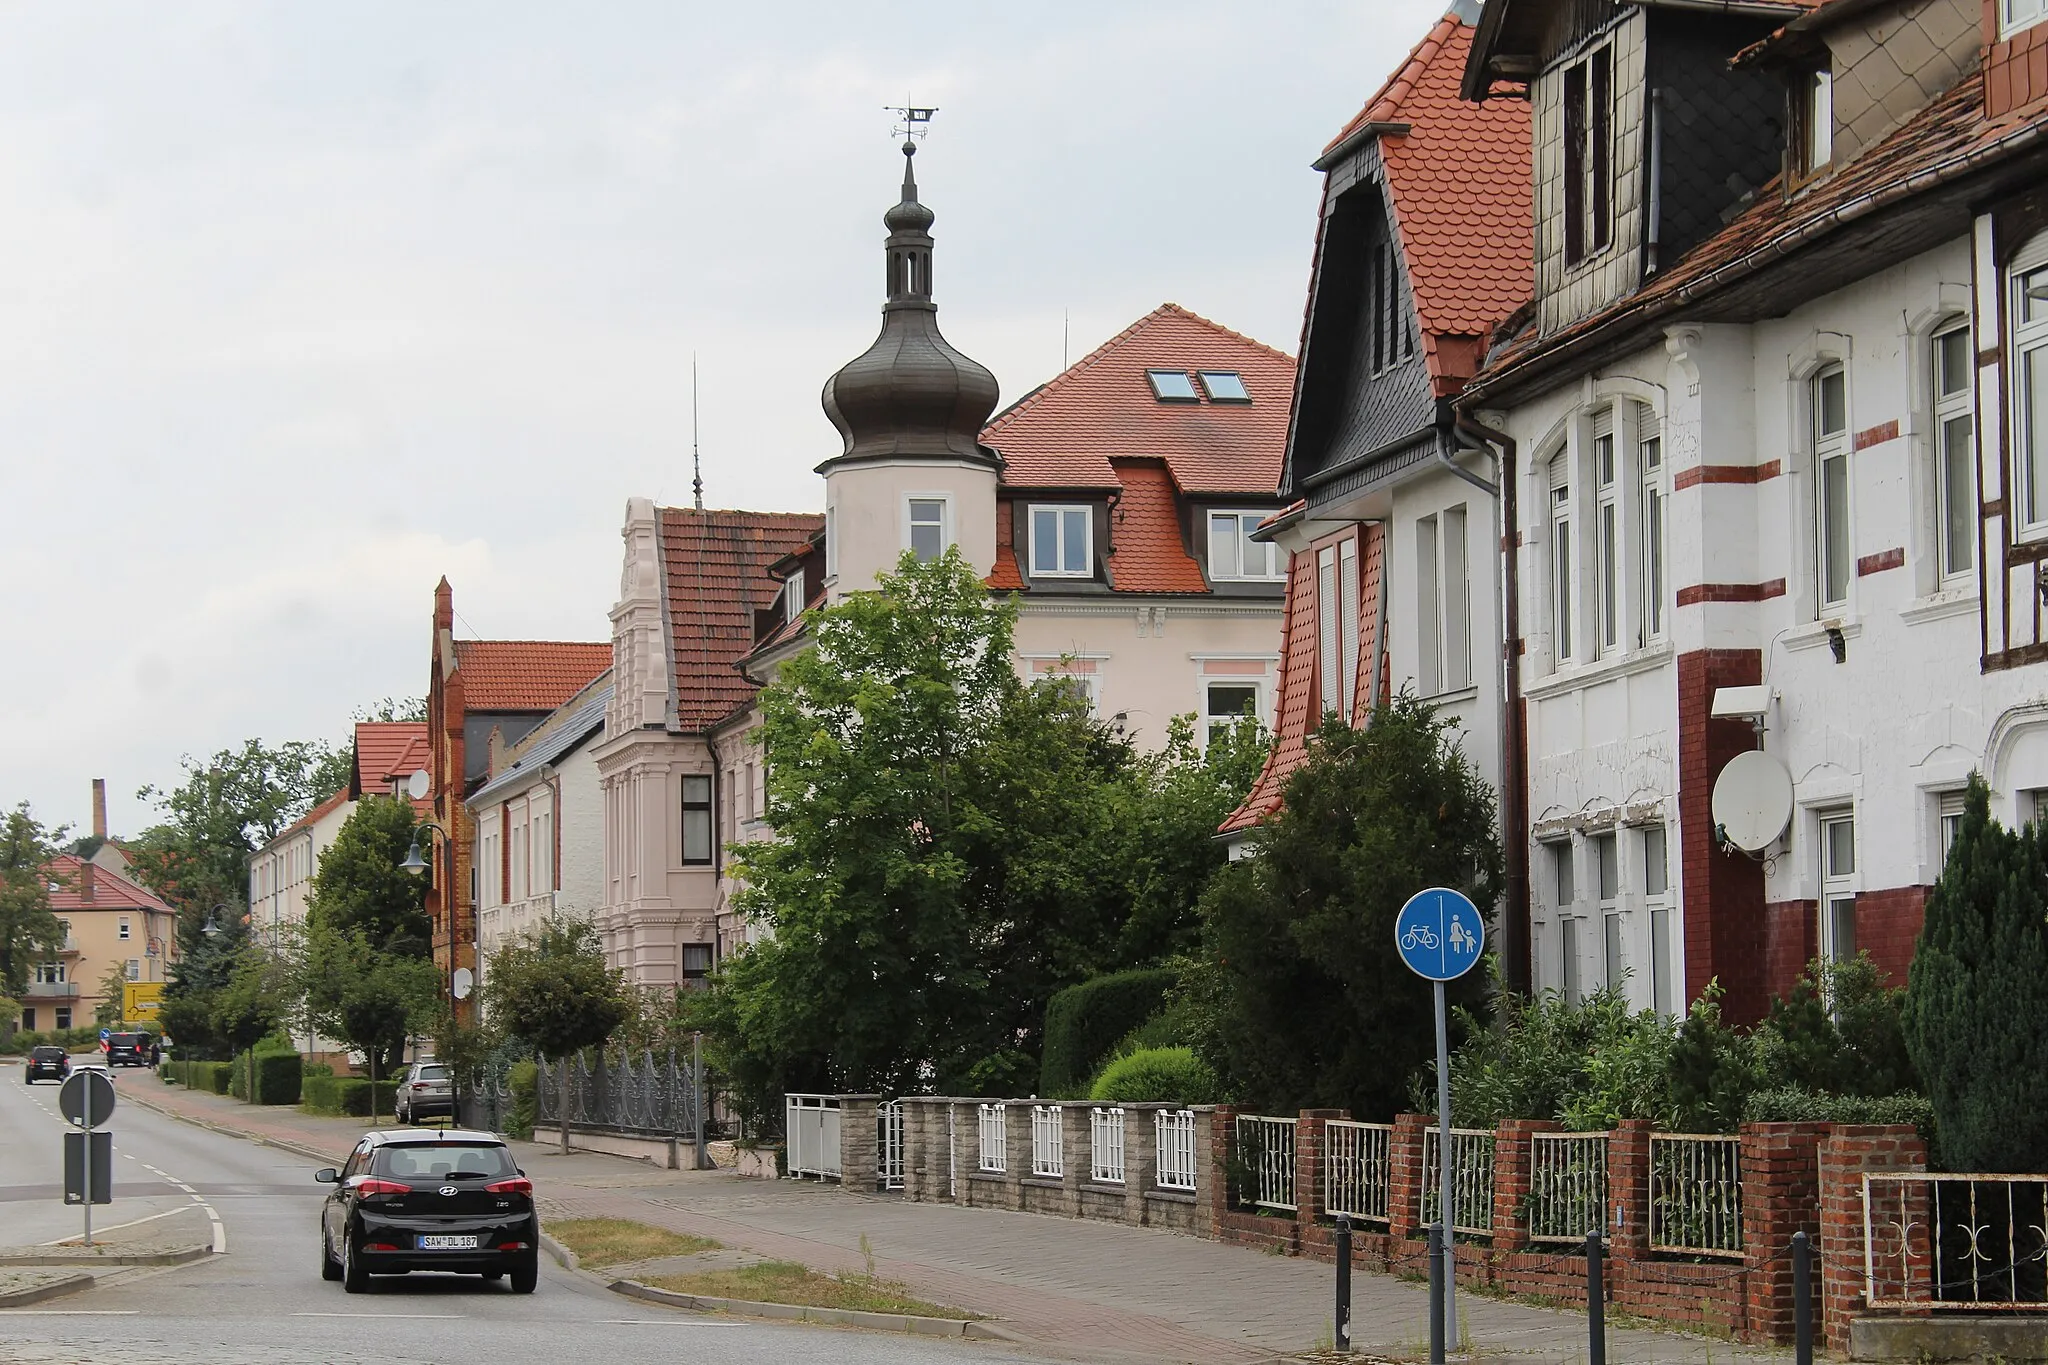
1711,750 -> 1794,853
405,769 -> 431,801
452,967 -> 474,1000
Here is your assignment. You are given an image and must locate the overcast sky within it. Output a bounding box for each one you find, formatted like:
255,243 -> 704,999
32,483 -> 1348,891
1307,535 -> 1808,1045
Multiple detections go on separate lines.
0,0 -> 1451,840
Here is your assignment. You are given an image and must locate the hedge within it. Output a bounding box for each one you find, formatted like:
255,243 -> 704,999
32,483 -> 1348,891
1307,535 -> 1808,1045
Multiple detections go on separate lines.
168,1060 -> 233,1095
2,1027 -> 106,1053
301,1074 -> 400,1118
227,1053 -> 303,1105
1039,968 -> 1176,1098
507,1061 -> 538,1140
1089,1046 -> 1220,1106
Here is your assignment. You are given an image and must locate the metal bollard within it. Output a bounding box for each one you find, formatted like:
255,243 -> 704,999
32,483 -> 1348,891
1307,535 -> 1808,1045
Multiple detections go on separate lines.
1793,1230 -> 1813,1365
1428,1222 -> 1446,1365
1586,1228 -> 1606,1365
1334,1213 -> 1353,1354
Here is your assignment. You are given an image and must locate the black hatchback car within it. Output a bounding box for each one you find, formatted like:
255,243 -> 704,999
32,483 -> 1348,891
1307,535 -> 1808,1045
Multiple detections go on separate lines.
23,1046 -> 71,1084
106,1032 -> 150,1067
316,1130 -> 538,1294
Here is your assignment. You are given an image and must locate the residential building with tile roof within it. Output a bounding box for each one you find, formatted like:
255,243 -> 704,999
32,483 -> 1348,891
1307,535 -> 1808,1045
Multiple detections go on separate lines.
1219,6 -> 1534,991
22,854 -> 178,1034
1457,0 -> 2048,1024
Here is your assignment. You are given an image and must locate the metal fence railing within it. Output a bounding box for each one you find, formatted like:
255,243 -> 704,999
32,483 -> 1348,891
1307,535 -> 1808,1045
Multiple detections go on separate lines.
1235,1114 -> 1298,1212
1090,1107 -> 1125,1184
1864,1172 -> 2048,1310
538,1050 -> 702,1142
785,1093 -> 842,1180
977,1102 -> 1006,1173
1649,1133 -> 1743,1256
1529,1131 -> 1608,1243
1156,1109 -> 1198,1192
1324,1120 -> 1393,1224
1031,1104 -> 1064,1178
1422,1126 -> 1497,1235
878,1099 -> 904,1191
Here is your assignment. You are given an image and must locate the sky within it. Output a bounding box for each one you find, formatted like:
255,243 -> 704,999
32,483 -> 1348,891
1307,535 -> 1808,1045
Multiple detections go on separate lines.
0,0 -> 1451,840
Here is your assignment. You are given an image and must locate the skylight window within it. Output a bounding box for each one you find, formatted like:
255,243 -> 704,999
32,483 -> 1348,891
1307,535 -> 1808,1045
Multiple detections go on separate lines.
1146,370 -> 1199,403
1198,371 -> 1251,403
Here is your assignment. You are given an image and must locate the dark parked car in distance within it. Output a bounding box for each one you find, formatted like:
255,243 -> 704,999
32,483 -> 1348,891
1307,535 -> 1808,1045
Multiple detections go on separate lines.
316,1130 -> 538,1294
23,1046 -> 71,1084
105,1032 -> 150,1067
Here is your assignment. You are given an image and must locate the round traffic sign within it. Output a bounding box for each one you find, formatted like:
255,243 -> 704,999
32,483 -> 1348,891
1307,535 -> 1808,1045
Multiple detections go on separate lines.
1394,887 -> 1486,982
58,1070 -> 117,1129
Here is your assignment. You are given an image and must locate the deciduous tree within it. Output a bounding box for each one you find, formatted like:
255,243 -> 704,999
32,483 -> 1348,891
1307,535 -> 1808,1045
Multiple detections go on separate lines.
482,917 -> 628,1153
0,803 -> 67,999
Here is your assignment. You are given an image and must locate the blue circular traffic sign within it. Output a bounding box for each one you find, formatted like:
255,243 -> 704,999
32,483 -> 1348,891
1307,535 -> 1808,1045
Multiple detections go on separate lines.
1395,887 -> 1486,981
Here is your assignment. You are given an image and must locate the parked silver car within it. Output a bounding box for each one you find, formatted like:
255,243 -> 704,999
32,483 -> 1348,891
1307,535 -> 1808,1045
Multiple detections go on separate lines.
394,1061 -> 454,1125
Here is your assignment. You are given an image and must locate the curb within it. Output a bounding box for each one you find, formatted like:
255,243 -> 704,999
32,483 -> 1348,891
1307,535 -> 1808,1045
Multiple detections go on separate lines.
0,1272 -> 95,1309
0,1245 -> 211,1268
124,1087 -> 345,1167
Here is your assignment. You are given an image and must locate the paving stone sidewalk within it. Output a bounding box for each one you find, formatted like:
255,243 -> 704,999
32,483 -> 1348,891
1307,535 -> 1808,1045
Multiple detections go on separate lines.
131,1082 -> 1787,1365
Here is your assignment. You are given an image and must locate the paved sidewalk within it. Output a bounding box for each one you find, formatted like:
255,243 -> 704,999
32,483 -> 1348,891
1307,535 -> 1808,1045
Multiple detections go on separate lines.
131,1081 -> 1787,1365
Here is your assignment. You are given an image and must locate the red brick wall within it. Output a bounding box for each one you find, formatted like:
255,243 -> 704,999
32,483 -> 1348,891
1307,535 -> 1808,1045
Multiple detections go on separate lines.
1818,1125 -> 1929,1351
1852,886 -> 1927,985
1762,899 -> 1817,1002
1677,649 -> 1770,1023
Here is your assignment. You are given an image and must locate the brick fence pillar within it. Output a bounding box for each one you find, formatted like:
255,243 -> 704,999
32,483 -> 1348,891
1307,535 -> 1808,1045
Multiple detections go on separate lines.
1819,1124 -> 1929,1353
1389,1112 -> 1429,1236
1739,1121 -> 1828,1342
1205,1104 -> 1237,1235
1295,1109 -> 1344,1246
1607,1118 -> 1652,1263
837,1094 -> 879,1191
1492,1118 -> 1559,1252
1122,1103 -> 1164,1226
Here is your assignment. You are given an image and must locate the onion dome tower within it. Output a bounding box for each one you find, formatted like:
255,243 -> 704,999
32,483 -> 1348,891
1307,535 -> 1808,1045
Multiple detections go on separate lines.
818,140 -> 1001,594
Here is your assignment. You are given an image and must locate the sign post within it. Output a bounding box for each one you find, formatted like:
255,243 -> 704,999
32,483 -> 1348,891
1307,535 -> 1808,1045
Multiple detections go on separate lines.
58,1069 -> 117,1246
1395,887 -> 1485,1360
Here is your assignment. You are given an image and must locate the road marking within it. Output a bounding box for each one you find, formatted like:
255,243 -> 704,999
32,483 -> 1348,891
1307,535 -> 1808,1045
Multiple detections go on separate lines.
291,1312 -> 468,1319
140,1161 -> 227,1254
37,1205 -> 195,1243
596,1319 -> 748,1326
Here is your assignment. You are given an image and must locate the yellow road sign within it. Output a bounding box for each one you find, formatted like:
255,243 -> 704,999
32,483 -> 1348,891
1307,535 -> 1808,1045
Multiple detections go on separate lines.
123,982 -> 166,1018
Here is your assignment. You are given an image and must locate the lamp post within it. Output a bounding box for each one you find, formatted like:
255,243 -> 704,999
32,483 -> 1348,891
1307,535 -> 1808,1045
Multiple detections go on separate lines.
400,816 -> 462,1035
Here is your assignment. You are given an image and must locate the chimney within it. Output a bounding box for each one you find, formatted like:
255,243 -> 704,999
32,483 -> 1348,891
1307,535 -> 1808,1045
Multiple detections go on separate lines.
81,860 -> 96,903
92,778 -> 107,840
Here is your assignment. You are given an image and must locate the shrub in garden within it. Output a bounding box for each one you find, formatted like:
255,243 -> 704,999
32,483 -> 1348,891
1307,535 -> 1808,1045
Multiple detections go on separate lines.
1088,1047 -> 1219,1106
1040,968 -> 1175,1098
507,1060 -> 538,1140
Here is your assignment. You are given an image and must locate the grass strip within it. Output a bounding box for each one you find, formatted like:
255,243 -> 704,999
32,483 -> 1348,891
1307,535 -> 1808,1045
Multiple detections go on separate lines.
641,1260 -> 976,1319
549,1217 -> 721,1269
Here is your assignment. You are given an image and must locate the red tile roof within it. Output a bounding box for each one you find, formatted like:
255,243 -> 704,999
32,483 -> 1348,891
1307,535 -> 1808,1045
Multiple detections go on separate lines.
983,304 -> 1295,495
988,498 -> 1026,592
1105,461 -> 1210,594
452,640 -> 612,713
275,787 -> 353,843
1324,14 -> 1531,396
662,507 -> 825,730
45,853 -> 175,913
354,722 -> 429,797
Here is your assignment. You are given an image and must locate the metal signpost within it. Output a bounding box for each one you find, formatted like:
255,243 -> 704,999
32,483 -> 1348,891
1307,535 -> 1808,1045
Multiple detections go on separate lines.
58,1069 -> 117,1245
1395,886 -> 1485,1361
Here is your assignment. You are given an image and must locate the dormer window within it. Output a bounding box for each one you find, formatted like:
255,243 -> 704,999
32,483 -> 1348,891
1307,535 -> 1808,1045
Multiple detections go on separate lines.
2003,0 -> 2045,38
1563,45 -> 1614,267
783,573 -> 805,624
1198,371 -> 1251,403
1793,68 -> 1833,181
1029,505 -> 1092,577
1208,511 -> 1285,581
1146,370 -> 1199,403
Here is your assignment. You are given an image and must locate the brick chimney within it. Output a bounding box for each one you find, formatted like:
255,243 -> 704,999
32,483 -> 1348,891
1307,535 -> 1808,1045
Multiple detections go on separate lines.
81,859 -> 96,903
92,778 -> 107,840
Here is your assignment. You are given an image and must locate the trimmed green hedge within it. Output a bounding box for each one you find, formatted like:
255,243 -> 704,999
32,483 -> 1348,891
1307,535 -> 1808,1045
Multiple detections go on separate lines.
1089,1046 -> 1220,1105
301,1074 -> 399,1118
167,1060 -> 233,1094
1040,968 -> 1176,1098
227,1053 -> 303,1105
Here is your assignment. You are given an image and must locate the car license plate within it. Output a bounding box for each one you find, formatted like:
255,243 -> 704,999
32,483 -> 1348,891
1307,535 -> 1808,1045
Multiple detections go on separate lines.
416,1235 -> 478,1250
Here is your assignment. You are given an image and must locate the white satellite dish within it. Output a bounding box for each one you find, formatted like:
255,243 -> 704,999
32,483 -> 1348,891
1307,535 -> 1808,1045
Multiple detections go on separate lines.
405,769 -> 431,801
452,967 -> 474,1001
1711,750 -> 1795,853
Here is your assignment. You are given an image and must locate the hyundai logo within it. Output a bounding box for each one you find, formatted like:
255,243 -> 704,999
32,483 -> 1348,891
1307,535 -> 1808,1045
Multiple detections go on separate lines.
439,1186 -> 458,1197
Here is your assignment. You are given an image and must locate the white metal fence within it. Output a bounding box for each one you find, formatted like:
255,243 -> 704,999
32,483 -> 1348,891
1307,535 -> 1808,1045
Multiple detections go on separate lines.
1649,1133 -> 1743,1257
1324,1120 -> 1393,1223
1090,1107 -> 1125,1184
1156,1109 -> 1198,1192
1421,1126 -> 1496,1234
785,1093 -> 842,1180
1235,1114 -> 1298,1212
878,1099 -> 905,1191
977,1102 -> 1007,1173
1864,1172 -> 2048,1310
1031,1104 -> 1064,1178
1528,1132 -> 1608,1243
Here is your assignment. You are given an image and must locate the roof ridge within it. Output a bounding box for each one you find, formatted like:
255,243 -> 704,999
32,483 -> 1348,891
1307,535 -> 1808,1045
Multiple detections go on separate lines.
1325,11 -> 1465,154
52,853 -> 174,909
1161,303 -> 1297,367
457,638 -> 610,648
656,506 -> 824,522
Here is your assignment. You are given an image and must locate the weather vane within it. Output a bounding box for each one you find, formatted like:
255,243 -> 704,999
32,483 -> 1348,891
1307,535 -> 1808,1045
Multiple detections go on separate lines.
886,102 -> 937,143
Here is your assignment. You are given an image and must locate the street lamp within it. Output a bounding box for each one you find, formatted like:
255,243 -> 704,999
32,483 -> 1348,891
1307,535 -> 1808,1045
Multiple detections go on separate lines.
400,820 -> 448,877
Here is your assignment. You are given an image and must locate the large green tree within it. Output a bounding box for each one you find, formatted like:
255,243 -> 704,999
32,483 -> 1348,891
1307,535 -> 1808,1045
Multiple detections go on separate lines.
0,803 -> 67,998
483,916 -> 629,1153
304,795 -> 429,953
1902,774 -> 2048,1171
1195,697 -> 1503,1118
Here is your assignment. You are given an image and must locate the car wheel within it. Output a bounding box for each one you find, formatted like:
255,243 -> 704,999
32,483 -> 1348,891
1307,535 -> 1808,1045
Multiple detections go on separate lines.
320,1226 -> 343,1282
509,1255 -> 538,1294
342,1228 -> 368,1294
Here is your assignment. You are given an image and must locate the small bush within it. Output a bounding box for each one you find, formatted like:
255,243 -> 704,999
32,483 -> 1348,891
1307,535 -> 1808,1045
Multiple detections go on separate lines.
1745,1086 -> 1935,1138
507,1060 -> 538,1140
1040,968 -> 1176,1098
301,1077 -> 399,1118
1089,1046 -> 1219,1105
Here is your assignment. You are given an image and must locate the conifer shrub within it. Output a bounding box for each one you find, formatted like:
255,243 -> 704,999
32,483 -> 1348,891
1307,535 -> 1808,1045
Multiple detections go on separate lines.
1039,968 -> 1175,1098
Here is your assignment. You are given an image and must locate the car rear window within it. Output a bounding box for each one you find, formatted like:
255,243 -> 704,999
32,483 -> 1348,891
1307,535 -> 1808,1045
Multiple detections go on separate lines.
33,1047 -> 66,1059
111,1034 -> 144,1045
416,1064 -> 449,1080
372,1143 -> 516,1181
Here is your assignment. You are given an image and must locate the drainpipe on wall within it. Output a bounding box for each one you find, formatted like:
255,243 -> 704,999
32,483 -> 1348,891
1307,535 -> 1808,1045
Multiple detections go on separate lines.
1454,413 -> 1529,996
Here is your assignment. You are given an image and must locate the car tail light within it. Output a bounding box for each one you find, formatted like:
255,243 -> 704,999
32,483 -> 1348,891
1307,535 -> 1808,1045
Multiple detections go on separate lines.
483,1177 -> 532,1196
498,1240 -> 530,1250
364,1242 -> 402,1251
353,1178 -> 409,1197
412,1082 -> 428,1090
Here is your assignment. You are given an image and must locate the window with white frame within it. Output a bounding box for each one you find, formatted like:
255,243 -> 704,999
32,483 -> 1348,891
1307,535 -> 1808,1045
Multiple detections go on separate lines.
1562,44 -> 1614,266
1933,320 -> 1976,579
1415,510 -> 1471,695
1793,67 -> 1833,179
1640,412 -> 1667,642
118,916 -> 131,940
1560,916 -> 1582,1004
511,821 -> 527,902
1417,515 -> 1441,695
2002,0 -> 2046,39
681,775 -> 713,865
34,961 -> 64,984
1208,511 -> 1284,581
1442,507 -> 1471,690
1549,452 -> 1574,661
2013,242 -> 2048,529
1204,681 -> 1261,747
825,504 -> 837,578
906,497 -> 948,562
783,572 -> 805,623
1594,412 -> 1621,655
1339,538 -> 1360,715
1938,790 -> 1966,869
534,808 -> 553,891
1820,812 -> 1857,967
125,959 -> 140,982
1643,824 -> 1675,1016
1029,658 -> 1102,713
1593,831 -> 1622,990
1813,366 -> 1852,610
1550,839 -> 1575,910
1030,505 -> 1091,577
1317,543 -> 1341,715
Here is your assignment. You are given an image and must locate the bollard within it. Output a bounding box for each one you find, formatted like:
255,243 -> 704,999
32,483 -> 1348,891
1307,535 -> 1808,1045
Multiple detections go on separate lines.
1334,1213 -> 1353,1354
1428,1222 -> 1446,1365
1793,1230 -> 1813,1365
1586,1228 -> 1606,1365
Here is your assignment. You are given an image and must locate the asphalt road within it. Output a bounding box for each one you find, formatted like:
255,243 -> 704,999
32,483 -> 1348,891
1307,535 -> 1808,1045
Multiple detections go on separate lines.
0,1062 -> 1041,1365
